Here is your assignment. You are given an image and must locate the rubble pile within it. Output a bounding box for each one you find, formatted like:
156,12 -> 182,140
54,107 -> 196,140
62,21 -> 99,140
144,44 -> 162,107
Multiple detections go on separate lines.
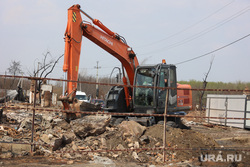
0,105 -> 218,165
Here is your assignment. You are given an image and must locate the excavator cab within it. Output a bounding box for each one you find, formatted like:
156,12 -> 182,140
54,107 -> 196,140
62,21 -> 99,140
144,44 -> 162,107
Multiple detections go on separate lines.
133,64 -> 177,114
104,62 -> 191,126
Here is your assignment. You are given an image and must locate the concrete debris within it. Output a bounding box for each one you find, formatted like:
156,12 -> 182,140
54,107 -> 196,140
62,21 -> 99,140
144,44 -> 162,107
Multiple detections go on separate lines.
184,121 -> 198,125
116,144 -> 125,155
70,115 -> 111,139
39,145 -> 51,154
132,151 -> 141,162
100,137 -> 107,148
2,103 -> 248,166
41,91 -> 51,107
53,118 -> 71,130
134,141 -> 140,149
127,142 -> 134,148
71,141 -> 78,151
6,112 -> 31,124
112,154 -> 119,158
67,160 -> 74,165
116,144 -> 125,150
18,117 -> 32,131
0,89 -> 18,103
63,132 -> 76,144
155,142 -> 161,147
90,155 -> 115,165
139,135 -> 150,145
0,136 -> 13,142
40,133 -> 63,151
0,152 -> 13,159
0,143 -> 31,154
117,120 -> 146,139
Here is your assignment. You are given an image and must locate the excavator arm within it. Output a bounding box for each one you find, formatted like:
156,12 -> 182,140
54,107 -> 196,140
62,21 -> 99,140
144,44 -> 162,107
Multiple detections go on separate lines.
81,23 -> 139,84
62,4 -> 139,110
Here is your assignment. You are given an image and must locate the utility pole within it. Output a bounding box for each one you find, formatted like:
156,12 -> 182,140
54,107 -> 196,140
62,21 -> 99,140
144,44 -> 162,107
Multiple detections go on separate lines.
37,62 -> 40,77
94,61 -> 101,98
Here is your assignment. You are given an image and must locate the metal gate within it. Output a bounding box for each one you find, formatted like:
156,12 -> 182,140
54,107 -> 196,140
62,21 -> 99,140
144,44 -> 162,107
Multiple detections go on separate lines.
206,94 -> 247,129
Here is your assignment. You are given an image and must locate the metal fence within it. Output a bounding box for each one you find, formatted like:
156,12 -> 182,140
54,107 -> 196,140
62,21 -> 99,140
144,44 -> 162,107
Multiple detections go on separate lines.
1,74 -> 250,165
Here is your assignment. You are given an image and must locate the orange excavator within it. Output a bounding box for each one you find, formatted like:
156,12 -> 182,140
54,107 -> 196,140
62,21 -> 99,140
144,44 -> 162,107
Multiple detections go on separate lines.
61,4 -> 192,125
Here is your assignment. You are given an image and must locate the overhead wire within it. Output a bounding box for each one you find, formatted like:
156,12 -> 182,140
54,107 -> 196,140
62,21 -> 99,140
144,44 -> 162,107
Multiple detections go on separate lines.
139,5 -> 250,57
82,1 -> 236,67
135,0 -> 235,49
78,2 -> 237,68
175,33 -> 250,65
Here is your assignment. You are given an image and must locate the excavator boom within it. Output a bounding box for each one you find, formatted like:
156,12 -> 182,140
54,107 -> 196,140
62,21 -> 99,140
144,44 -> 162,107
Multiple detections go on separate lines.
63,4 -> 83,95
81,22 -> 139,85
62,4 -> 139,109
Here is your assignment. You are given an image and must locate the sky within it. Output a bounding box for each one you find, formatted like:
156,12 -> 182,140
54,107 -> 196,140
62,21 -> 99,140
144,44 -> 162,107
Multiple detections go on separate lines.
0,0 -> 250,83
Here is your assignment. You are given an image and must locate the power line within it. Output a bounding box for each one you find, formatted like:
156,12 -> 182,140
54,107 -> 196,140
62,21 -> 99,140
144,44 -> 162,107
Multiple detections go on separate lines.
175,33 -> 250,65
139,5 -> 250,57
135,0 -> 235,48
94,61 -> 101,98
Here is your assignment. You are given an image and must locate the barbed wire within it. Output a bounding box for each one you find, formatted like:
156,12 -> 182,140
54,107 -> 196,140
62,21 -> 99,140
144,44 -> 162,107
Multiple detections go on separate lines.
0,75 -> 249,93
3,105 -> 250,120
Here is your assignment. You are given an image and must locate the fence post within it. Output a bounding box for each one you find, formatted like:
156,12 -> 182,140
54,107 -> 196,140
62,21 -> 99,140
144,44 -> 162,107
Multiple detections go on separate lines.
163,89 -> 169,162
4,71 -> 7,106
225,97 -> 228,126
31,79 -> 37,152
208,97 -> 211,123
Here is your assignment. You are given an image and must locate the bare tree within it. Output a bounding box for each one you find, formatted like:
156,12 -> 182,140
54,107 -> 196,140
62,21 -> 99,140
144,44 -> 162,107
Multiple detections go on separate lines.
42,53 -> 64,79
39,52 -> 63,102
199,56 -> 215,111
7,60 -> 23,88
28,51 -> 63,103
28,51 -> 63,79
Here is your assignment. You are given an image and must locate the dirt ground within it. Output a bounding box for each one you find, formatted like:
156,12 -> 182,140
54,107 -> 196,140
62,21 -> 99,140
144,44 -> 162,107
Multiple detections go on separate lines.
0,107 -> 250,166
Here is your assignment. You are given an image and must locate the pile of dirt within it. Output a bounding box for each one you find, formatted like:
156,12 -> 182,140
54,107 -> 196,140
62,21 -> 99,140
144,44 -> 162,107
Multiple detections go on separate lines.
144,124 -> 218,161
57,122 -> 218,164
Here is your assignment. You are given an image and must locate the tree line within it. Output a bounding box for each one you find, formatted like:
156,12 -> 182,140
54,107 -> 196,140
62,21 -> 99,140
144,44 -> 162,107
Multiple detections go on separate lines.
1,59 -> 249,108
